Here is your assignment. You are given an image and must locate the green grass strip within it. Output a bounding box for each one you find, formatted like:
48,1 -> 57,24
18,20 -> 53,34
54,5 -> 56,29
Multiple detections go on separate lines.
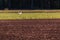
0,13 -> 60,19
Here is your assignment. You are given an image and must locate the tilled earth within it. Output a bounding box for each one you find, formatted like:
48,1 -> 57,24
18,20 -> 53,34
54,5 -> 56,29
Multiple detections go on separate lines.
0,19 -> 60,40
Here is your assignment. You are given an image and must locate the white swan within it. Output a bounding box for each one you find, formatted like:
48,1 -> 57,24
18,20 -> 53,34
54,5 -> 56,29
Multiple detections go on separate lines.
18,11 -> 22,14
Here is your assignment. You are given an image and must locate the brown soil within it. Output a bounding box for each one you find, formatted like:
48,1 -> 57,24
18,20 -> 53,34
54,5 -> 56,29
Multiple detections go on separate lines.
0,19 -> 60,40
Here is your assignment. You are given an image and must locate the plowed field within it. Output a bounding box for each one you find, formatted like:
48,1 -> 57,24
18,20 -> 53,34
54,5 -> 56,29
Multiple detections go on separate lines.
0,19 -> 60,40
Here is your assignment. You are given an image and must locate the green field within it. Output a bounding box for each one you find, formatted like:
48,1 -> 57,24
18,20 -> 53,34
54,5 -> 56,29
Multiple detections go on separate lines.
0,13 -> 60,19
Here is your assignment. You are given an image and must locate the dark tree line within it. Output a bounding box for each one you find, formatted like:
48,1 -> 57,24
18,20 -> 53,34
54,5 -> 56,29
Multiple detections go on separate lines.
0,0 -> 60,10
